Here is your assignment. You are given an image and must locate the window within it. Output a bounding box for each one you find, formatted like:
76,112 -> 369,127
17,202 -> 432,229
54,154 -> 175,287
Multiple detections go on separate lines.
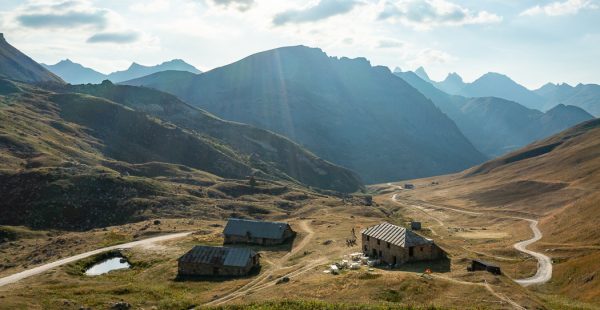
409,247 -> 414,257
420,247 -> 423,252
377,239 -> 380,245
366,236 -> 370,241
387,242 -> 390,249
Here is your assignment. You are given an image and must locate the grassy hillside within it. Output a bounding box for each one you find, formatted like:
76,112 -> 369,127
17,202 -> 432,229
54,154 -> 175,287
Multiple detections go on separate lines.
390,118 -> 600,303
123,46 -> 486,183
0,80 -> 359,230
49,81 -> 363,193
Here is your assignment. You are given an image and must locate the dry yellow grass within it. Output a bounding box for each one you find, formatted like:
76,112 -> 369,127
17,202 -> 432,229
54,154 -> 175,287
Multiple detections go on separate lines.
374,119 -> 600,307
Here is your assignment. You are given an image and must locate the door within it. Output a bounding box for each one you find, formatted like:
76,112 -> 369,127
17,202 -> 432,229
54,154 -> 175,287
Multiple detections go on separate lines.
213,267 -> 220,275
393,256 -> 397,265
372,249 -> 377,257
409,247 -> 414,257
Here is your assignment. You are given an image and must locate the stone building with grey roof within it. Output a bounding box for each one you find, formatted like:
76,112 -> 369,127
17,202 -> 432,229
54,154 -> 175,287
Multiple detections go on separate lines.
361,222 -> 444,266
223,218 -> 296,245
178,245 -> 259,277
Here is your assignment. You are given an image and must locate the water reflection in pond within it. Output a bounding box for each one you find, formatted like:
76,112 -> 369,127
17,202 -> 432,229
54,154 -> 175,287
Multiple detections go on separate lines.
85,257 -> 131,276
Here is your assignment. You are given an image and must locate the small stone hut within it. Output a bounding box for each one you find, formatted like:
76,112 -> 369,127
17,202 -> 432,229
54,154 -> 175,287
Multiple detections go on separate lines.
410,221 -> 422,230
223,218 -> 296,245
362,222 -> 444,266
178,246 -> 259,277
468,259 -> 501,275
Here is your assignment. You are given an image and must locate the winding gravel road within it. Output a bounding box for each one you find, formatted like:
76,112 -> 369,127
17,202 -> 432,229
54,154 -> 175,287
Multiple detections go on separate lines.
390,193 -> 552,286
513,219 -> 552,286
0,232 -> 192,288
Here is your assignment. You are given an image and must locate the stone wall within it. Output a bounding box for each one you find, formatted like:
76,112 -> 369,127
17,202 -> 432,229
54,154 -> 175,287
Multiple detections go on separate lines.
224,226 -> 296,245
361,234 -> 444,266
178,256 -> 259,277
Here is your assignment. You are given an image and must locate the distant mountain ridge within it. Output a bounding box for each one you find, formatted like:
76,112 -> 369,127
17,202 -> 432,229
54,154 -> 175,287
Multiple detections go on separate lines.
535,82 -> 600,116
0,33 -> 64,84
43,58 -> 201,84
42,59 -> 106,84
417,67 -> 548,111
123,45 -> 487,183
418,65 -> 600,115
394,70 -> 594,157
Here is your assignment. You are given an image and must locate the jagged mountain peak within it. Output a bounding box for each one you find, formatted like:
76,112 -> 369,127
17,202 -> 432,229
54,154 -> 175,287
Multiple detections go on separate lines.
444,72 -> 463,83
414,66 -> 431,82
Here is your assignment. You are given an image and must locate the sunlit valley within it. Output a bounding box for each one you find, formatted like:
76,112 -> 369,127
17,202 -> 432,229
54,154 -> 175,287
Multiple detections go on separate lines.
0,1 -> 599,309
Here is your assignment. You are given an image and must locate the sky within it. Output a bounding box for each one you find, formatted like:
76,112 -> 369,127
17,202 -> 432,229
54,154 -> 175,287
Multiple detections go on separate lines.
0,0 -> 599,89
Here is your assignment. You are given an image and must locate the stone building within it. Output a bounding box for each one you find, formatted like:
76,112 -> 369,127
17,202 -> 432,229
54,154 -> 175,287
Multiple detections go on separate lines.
223,218 -> 296,245
361,222 -> 444,266
178,245 -> 259,277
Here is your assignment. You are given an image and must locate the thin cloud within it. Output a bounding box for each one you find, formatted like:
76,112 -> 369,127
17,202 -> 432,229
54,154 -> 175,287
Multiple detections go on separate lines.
211,0 -> 255,12
87,32 -> 140,44
18,11 -> 108,29
520,0 -> 598,16
273,0 -> 362,26
378,39 -> 405,48
378,0 -> 502,30
16,1 -> 109,29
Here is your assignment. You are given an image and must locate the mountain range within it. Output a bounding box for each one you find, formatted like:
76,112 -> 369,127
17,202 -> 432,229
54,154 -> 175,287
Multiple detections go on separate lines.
123,46 -> 487,183
417,68 -> 547,111
415,67 -> 600,115
535,82 -> 600,116
395,70 -> 594,157
0,35 -> 364,229
42,58 -> 201,84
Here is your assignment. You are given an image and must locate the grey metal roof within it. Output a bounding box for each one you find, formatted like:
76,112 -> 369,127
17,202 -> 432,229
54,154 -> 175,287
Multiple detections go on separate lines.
223,218 -> 291,239
361,222 -> 432,248
178,246 -> 256,267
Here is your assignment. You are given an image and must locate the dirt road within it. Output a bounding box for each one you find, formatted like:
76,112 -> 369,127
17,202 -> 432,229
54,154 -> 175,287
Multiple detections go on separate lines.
513,219 -> 552,286
390,193 -> 552,286
0,232 -> 192,288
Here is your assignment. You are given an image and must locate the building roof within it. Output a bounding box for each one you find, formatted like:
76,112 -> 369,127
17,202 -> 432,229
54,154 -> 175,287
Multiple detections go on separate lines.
178,246 -> 256,267
224,218 -> 291,240
361,222 -> 433,248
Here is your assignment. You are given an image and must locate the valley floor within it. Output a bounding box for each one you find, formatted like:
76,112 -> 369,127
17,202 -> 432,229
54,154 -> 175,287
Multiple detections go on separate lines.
0,185 -> 598,309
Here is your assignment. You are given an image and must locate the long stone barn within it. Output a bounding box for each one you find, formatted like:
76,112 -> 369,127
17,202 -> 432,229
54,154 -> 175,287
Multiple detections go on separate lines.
223,218 -> 296,245
178,246 -> 259,277
361,222 -> 444,266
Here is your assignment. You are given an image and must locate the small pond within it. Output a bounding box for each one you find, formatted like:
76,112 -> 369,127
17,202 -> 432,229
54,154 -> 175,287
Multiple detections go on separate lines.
85,257 -> 131,276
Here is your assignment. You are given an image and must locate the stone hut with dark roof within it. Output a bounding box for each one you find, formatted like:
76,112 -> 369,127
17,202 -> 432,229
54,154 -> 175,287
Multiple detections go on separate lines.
361,222 -> 444,266
178,246 -> 259,277
223,218 -> 296,245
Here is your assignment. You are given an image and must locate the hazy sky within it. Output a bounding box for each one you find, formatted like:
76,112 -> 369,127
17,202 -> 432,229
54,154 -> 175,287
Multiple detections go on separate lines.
1,0 -> 599,89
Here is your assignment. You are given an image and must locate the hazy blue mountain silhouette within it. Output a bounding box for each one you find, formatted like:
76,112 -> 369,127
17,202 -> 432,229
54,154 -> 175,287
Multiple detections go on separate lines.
42,59 -> 106,84
417,67 -> 547,111
536,82 -> 600,116
43,58 -> 201,84
124,46 -> 487,183
395,70 -> 594,157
